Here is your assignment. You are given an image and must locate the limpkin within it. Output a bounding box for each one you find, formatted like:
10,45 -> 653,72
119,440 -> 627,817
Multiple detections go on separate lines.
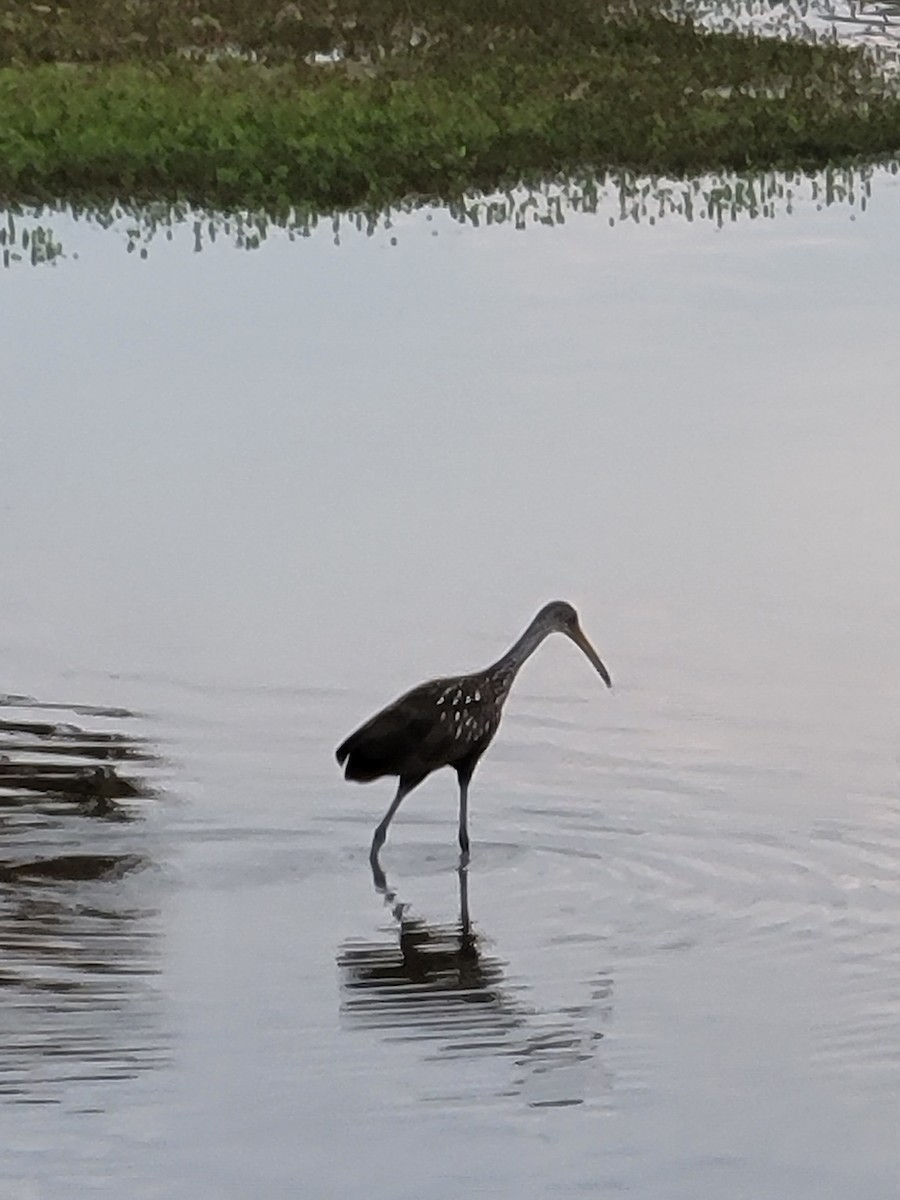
336,601 -> 612,865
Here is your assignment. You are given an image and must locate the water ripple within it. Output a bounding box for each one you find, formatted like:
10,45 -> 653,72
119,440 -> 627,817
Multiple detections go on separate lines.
0,696 -> 165,1106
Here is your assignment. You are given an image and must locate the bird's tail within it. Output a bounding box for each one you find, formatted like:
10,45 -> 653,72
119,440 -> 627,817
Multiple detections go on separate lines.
335,738 -> 351,766
335,731 -> 385,782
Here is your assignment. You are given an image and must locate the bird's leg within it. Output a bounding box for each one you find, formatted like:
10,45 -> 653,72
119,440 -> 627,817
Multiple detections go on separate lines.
457,771 -> 471,866
370,774 -> 422,864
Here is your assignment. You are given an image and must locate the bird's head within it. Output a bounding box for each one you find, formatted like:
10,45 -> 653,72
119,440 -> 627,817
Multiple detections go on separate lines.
536,600 -> 612,688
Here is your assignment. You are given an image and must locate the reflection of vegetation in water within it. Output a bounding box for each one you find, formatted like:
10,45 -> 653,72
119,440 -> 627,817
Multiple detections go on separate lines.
1,210 -> 64,267
0,694 -> 164,1104
338,862 -> 611,1106
1,161 -> 891,267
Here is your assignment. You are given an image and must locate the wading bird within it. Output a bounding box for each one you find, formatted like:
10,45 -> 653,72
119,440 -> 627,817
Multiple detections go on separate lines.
336,601 -> 612,865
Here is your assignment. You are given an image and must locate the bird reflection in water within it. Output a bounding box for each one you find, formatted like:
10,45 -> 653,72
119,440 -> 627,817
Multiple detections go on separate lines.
0,694 -> 166,1104
338,859 -> 613,1106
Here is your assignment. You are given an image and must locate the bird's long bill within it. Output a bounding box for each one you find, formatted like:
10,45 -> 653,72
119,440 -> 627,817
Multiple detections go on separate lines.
567,623 -> 612,688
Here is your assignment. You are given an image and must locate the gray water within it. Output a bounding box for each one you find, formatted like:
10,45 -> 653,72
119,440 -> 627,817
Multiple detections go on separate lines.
2,169 -> 900,1198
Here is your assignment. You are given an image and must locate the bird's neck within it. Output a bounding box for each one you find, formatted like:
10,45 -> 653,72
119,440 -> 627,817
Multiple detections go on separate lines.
487,620 -> 549,692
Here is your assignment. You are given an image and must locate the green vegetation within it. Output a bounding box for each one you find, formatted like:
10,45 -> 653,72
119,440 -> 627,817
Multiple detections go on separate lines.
1,0 -> 899,211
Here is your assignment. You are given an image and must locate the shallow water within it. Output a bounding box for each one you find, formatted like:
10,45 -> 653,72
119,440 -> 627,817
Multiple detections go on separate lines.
2,169 -> 900,1198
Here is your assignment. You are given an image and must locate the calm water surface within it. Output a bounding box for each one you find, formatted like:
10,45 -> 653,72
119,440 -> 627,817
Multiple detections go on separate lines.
2,171 -> 900,1198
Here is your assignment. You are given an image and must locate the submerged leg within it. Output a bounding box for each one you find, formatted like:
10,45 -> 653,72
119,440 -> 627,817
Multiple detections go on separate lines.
457,859 -> 470,937
370,774 -> 424,863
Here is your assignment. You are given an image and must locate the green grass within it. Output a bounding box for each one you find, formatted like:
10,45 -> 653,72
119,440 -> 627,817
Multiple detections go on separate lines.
1,1 -> 899,211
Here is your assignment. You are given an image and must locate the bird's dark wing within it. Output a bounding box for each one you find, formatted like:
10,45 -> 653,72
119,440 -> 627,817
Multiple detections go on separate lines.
336,679 -> 459,782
